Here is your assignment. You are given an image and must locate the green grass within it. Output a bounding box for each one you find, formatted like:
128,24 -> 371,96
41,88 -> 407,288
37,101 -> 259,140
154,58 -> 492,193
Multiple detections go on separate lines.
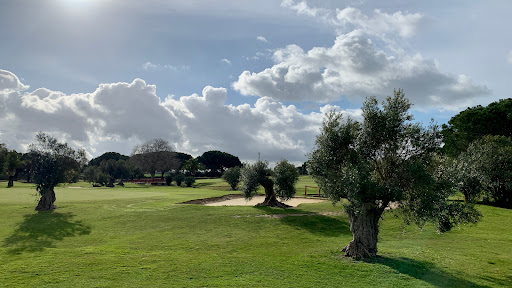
0,178 -> 511,287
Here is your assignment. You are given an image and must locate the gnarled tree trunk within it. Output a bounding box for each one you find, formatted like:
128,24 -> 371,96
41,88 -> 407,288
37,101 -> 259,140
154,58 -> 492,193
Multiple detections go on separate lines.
342,203 -> 384,259
256,178 -> 290,208
35,186 -> 57,211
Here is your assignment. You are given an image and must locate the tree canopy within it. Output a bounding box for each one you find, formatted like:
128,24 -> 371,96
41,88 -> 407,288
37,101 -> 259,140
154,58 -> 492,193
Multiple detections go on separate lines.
441,98 -> 512,157
198,150 -> 242,176
240,160 -> 299,207
130,138 -> 179,178
451,135 -> 512,208
308,89 -> 480,259
89,152 -> 129,166
29,132 -> 86,211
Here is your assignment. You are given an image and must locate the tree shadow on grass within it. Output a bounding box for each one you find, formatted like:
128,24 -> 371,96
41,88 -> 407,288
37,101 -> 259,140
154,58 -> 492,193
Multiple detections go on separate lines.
2,211 -> 91,255
372,256 -> 491,288
253,206 -> 350,237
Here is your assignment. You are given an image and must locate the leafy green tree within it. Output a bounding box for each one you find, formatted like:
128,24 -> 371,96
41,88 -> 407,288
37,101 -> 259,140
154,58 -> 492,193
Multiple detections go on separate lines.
84,165 -> 101,186
6,151 -> 23,187
184,176 -> 196,187
130,139 -> 179,179
89,152 -> 129,166
0,144 -> 7,178
222,166 -> 241,190
198,150 -> 242,176
453,136 -> 512,208
182,158 -> 205,176
442,98 -> 512,157
308,89 -> 481,259
174,174 -> 185,187
165,175 -> 173,186
29,133 -> 86,211
175,152 -> 193,170
240,160 -> 299,207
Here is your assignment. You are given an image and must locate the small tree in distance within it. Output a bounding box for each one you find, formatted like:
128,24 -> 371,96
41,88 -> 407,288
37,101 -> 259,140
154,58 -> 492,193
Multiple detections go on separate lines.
29,132 -> 86,211
174,174 -> 185,187
6,150 -> 22,187
308,89 -> 481,259
222,166 -> 241,190
240,160 -> 299,207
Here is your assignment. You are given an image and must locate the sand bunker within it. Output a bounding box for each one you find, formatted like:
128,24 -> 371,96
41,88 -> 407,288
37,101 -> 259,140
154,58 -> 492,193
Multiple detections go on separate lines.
204,195 -> 326,207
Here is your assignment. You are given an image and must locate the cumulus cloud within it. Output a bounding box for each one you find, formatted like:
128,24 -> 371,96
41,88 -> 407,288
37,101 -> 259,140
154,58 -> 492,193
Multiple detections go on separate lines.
0,73 -> 181,158
257,36 -> 269,43
233,3 -> 490,111
0,69 -> 29,91
0,69 -> 362,162
335,7 -> 423,38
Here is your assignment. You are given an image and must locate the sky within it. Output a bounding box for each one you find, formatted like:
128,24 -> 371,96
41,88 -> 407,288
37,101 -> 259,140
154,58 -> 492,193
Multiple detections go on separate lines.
0,0 -> 511,164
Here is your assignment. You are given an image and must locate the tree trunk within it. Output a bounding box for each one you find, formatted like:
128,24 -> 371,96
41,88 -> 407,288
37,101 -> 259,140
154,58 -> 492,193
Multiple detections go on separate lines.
35,186 -> 57,211
7,169 -> 15,187
342,203 -> 384,259
256,178 -> 291,208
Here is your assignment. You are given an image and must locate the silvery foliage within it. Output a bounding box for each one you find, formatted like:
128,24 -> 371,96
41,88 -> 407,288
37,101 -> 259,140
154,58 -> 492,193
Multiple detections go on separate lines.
240,160 -> 299,200
273,159 -> 299,200
308,89 -> 480,232
29,132 -> 87,192
240,161 -> 270,199
453,135 -> 512,206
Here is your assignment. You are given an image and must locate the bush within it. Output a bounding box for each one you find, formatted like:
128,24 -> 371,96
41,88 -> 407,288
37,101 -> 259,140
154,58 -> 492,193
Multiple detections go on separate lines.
174,174 -> 185,187
222,166 -> 241,190
184,176 -> 195,187
165,175 -> 173,186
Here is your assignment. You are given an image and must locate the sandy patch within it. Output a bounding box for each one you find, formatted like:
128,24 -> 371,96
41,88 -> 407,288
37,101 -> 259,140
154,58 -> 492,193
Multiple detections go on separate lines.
204,195 -> 326,207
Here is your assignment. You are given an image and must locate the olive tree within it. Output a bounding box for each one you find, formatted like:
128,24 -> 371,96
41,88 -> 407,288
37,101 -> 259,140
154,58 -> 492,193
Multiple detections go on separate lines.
222,166 -> 241,190
240,160 -> 299,207
308,89 -> 481,259
29,133 -> 86,211
452,135 -> 512,207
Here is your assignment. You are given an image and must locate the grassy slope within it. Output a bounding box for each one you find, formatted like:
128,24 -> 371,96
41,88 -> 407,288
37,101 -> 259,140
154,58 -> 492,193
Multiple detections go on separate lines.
0,178 -> 510,287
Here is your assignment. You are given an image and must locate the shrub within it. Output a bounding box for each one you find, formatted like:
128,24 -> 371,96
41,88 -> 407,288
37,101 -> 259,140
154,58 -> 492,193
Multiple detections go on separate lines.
165,175 -> 173,186
174,174 -> 185,186
222,166 -> 241,190
184,176 -> 196,187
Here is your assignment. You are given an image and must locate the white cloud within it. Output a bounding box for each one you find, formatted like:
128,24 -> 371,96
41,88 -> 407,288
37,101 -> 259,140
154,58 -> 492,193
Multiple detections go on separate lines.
281,1 -> 423,38
221,58 -> 232,65
335,7 -> 423,38
142,61 -> 189,71
281,0 -> 327,17
257,36 -> 269,43
0,69 -> 29,91
0,69 -> 363,162
508,50 -> 512,64
233,4 -> 490,111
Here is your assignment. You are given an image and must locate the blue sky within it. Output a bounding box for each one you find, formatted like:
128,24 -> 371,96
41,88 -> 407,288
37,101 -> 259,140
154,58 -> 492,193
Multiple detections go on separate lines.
1,0 -> 511,163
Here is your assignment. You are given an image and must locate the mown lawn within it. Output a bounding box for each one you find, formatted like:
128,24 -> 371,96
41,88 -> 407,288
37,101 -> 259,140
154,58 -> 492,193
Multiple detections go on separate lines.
0,177 -> 511,287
